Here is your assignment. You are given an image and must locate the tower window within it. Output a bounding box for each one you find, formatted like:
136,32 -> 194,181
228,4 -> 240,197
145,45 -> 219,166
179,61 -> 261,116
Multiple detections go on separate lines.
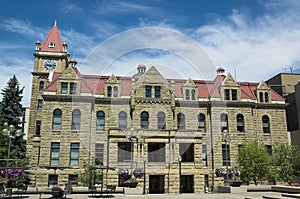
61,82 -> 68,94
220,113 -> 228,132
232,89 -> 237,100
39,81 -> 45,91
236,114 -> 244,133
191,89 -> 196,100
53,109 -> 62,130
48,42 -> 55,48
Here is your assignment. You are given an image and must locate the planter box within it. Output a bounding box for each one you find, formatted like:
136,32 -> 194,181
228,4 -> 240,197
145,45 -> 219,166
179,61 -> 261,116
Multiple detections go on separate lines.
124,187 -> 143,195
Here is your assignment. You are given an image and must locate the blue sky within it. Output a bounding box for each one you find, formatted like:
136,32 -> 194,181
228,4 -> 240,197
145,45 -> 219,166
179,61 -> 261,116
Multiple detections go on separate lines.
1,0 -> 300,106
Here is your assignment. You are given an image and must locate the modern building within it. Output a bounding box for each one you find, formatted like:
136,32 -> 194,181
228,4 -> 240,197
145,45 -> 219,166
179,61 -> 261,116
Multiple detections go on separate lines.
26,23 -> 289,193
266,73 -> 300,146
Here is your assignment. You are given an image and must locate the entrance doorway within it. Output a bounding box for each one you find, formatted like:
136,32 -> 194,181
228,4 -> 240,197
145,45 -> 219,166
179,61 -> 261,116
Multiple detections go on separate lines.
149,175 -> 165,194
181,175 -> 194,193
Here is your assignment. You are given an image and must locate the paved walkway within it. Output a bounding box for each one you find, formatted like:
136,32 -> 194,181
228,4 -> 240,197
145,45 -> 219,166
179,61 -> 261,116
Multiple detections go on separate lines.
7,192 -> 284,199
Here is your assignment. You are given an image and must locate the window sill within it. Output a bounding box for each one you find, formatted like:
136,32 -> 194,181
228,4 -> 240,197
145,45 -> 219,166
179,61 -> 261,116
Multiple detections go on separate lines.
263,133 -> 271,136
96,130 -> 105,133
52,130 -> 61,132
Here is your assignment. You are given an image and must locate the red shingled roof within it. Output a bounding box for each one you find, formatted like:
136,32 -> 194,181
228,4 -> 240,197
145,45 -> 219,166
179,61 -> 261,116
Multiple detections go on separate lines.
41,23 -> 63,52
44,68 -> 285,102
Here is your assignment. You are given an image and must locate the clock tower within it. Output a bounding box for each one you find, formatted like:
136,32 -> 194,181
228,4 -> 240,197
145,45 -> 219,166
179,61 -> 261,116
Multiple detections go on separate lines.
27,21 -> 69,167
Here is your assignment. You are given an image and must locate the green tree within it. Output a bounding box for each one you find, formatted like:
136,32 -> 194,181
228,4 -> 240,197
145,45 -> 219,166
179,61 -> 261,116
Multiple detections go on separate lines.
273,143 -> 300,183
0,75 -> 26,167
237,140 -> 273,185
78,162 -> 102,187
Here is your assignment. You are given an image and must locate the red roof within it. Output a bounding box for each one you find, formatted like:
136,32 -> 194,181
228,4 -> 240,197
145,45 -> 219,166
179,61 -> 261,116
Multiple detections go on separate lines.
44,69 -> 285,102
41,22 -> 63,52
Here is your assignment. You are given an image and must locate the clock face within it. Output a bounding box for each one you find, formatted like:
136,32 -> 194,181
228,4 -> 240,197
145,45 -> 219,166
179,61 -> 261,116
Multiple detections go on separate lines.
44,59 -> 57,71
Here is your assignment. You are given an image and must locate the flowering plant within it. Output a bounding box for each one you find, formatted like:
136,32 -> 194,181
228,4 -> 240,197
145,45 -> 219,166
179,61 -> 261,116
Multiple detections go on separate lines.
215,167 -> 240,179
0,168 -> 24,179
133,168 -> 144,178
118,169 -> 129,180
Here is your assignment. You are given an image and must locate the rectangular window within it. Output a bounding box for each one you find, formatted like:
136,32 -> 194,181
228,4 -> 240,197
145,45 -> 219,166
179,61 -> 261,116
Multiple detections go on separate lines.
266,145 -> 272,155
180,143 -> 194,162
50,142 -> 60,166
145,86 -> 152,98
95,143 -> 104,165
222,144 -> 230,166
70,143 -> 80,166
70,83 -> 77,95
154,86 -> 161,98
232,89 -> 237,100
202,145 -> 208,167
37,99 -> 43,110
148,143 -> 165,162
48,174 -> 58,188
224,89 -> 230,100
35,120 -> 41,136
61,82 -> 68,94
118,142 -> 131,162
68,175 -> 78,187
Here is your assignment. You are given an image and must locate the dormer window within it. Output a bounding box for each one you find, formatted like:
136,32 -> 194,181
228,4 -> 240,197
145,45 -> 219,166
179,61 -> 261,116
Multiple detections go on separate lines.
259,91 -> 270,103
224,89 -> 238,101
49,42 -> 55,48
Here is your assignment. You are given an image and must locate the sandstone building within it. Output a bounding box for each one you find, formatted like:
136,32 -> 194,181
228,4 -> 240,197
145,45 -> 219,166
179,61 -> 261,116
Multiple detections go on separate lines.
26,23 -> 289,194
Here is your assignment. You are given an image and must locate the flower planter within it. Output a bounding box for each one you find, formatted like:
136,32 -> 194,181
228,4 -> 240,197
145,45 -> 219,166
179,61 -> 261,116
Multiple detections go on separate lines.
229,181 -> 243,187
125,182 -> 138,188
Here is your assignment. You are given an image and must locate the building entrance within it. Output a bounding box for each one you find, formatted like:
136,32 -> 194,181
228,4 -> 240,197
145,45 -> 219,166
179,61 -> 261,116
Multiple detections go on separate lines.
149,175 -> 165,194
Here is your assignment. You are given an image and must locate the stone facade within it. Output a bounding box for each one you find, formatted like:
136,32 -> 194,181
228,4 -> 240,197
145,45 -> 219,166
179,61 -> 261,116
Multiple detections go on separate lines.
26,23 -> 289,194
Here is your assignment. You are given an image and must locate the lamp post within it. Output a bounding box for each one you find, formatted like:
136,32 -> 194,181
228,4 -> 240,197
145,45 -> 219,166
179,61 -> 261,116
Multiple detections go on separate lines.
143,155 -> 147,195
178,156 -> 182,194
126,128 -> 137,178
2,122 -> 22,188
221,129 -> 232,186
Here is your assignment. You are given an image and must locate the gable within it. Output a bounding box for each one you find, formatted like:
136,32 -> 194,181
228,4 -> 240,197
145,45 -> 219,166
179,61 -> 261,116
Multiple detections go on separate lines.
222,73 -> 238,87
137,65 -> 169,85
58,66 -> 81,80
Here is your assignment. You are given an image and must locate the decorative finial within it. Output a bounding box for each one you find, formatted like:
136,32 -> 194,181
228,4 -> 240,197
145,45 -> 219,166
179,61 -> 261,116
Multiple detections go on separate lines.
54,20 -> 57,26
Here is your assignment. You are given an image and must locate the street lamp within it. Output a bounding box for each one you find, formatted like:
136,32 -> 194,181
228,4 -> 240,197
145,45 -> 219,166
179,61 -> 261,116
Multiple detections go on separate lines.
178,156 -> 182,194
126,128 -> 137,179
2,123 -> 23,188
221,129 -> 232,186
143,155 -> 147,195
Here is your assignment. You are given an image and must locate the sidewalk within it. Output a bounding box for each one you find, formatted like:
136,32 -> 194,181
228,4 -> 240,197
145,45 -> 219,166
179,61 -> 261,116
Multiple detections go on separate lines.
13,192 -> 284,199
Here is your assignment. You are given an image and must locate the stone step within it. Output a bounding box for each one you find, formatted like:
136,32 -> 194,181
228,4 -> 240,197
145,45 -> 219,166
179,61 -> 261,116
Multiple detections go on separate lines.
282,193 -> 300,198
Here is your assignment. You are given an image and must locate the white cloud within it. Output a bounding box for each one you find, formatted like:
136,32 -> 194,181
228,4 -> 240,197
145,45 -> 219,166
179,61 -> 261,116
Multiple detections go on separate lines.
195,6 -> 300,82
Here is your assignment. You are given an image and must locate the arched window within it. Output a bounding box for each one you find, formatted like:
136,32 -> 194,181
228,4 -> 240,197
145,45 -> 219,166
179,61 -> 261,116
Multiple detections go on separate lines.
262,115 -> 270,133
259,92 -> 264,102
157,112 -> 166,129
198,113 -> 206,132
72,109 -> 81,130
191,89 -> 196,100
53,109 -> 62,130
236,114 -> 244,133
141,111 -> 149,129
265,92 -> 269,103
119,111 -> 127,129
39,81 -> 45,91
113,86 -> 118,97
177,113 -> 185,129
185,89 -> 190,100
96,111 -> 105,131
220,113 -> 228,132
107,86 -> 112,97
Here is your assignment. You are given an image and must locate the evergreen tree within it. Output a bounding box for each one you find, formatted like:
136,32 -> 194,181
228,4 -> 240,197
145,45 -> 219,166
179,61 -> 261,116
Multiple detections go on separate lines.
0,75 -> 26,167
